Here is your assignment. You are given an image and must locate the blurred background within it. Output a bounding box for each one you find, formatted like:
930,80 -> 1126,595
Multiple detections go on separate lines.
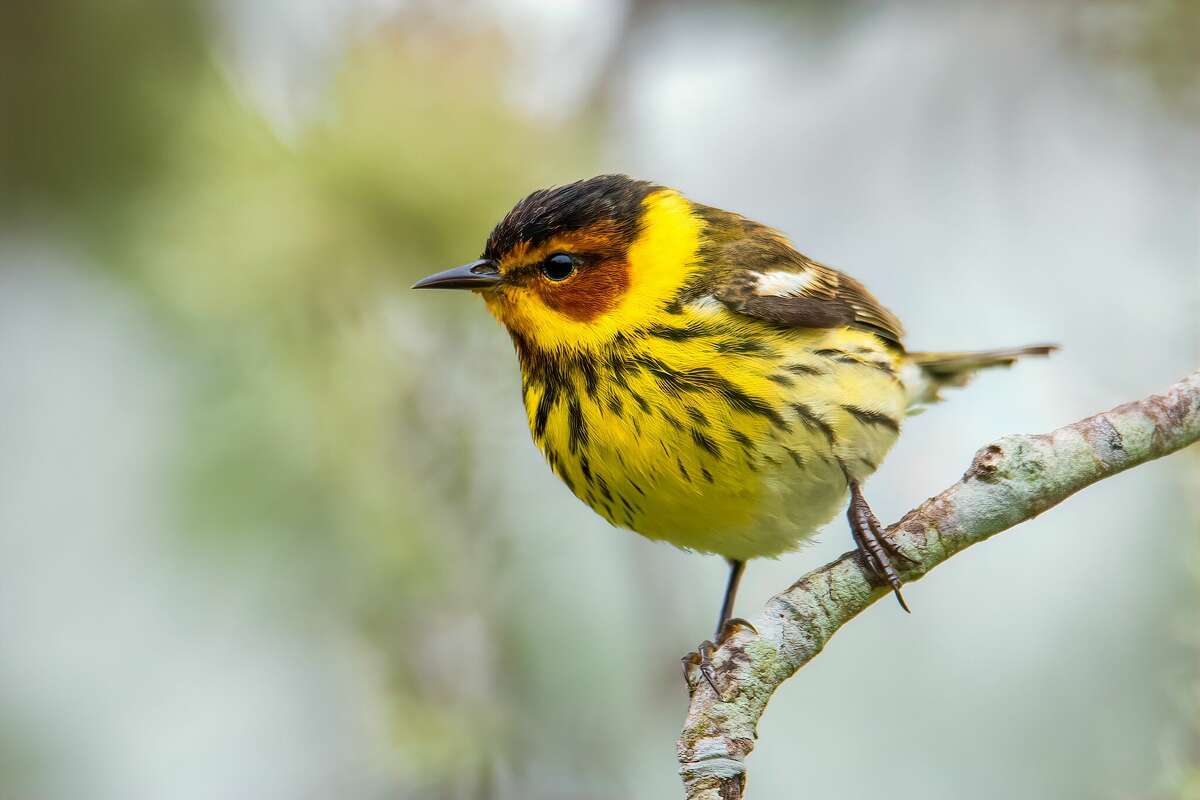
1,1 -> 1198,798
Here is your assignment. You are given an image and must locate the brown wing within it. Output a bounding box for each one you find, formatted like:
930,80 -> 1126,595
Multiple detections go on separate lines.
710,228 -> 905,347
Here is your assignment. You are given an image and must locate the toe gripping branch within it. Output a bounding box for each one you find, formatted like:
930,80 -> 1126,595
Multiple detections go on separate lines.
682,618 -> 758,700
847,480 -> 915,612
683,482 -> 914,700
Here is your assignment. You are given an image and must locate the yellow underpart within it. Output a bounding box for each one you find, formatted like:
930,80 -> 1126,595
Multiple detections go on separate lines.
523,315 -> 908,560
485,189 -> 703,352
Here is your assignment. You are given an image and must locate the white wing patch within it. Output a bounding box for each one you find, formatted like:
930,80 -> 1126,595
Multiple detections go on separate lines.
753,269 -> 815,297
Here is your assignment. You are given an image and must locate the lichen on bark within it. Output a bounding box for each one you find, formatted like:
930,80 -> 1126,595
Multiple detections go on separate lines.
679,371 -> 1200,799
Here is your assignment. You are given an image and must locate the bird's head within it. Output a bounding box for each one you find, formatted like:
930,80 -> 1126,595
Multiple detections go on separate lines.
413,175 -> 706,352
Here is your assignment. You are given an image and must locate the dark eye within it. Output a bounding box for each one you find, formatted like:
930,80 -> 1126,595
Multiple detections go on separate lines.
540,253 -> 576,281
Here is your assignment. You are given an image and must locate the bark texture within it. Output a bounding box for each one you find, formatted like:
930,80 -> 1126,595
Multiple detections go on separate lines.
678,370 -> 1200,799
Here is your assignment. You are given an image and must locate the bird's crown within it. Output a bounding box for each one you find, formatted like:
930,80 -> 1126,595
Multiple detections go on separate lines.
455,174 -> 709,352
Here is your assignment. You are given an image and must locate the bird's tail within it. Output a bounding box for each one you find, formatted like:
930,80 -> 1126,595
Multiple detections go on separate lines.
902,344 -> 1059,410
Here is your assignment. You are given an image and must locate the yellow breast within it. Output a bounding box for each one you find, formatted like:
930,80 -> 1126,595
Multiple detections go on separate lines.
519,310 -> 907,559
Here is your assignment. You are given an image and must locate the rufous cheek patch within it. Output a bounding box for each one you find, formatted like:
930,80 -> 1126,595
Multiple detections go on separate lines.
532,220 -> 632,322
536,256 -> 630,322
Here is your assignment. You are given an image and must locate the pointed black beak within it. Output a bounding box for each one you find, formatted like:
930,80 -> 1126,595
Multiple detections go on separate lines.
411,259 -> 501,291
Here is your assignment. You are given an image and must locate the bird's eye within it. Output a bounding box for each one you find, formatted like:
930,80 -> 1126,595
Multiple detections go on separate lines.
540,253 -> 576,281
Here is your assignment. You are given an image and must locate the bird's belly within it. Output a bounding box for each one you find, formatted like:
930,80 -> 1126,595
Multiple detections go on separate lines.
522,327 -> 906,560
595,404 -> 900,560
630,445 -> 855,560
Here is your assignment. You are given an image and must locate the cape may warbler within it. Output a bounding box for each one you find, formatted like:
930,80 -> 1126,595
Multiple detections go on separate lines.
414,175 -> 1053,685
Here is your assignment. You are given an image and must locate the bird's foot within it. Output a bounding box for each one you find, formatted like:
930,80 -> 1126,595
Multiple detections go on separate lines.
682,617 -> 758,699
847,480 -> 916,612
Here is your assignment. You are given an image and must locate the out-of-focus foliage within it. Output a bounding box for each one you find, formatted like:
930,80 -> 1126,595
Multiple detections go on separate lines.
128,34 -> 590,785
1076,0 -> 1200,121
1,4 -> 592,794
0,1 -> 205,234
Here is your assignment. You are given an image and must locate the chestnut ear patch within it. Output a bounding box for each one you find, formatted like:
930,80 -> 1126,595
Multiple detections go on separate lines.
536,254 -> 630,322
532,219 -> 633,322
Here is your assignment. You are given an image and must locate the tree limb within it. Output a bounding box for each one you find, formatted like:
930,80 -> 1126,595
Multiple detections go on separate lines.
678,370 -> 1200,799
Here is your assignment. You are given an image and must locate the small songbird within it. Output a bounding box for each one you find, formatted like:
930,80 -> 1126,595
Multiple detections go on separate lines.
414,175 -> 1053,686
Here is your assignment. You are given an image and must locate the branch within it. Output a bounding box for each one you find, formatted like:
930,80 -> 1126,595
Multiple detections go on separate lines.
678,370 -> 1200,799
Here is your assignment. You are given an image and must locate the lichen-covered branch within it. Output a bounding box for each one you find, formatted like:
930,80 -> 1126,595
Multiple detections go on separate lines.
678,370 -> 1200,800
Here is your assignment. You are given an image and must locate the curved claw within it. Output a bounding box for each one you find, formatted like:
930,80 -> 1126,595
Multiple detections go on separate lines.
719,617 -> 759,642
683,620 -> 762,699
697,640 -> 720,696
681,641 -> 723,698
848,480 -> 913,613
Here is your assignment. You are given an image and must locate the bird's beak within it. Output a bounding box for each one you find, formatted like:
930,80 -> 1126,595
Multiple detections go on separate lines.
411,259 -> 501,291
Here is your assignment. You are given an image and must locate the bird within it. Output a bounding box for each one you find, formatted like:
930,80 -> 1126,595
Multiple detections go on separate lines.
413,174 -> 1054,691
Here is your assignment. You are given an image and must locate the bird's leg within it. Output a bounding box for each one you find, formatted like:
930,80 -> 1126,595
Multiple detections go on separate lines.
683,559 -> 758,697
715,557 -> 746,636
847,479 -> 913,612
